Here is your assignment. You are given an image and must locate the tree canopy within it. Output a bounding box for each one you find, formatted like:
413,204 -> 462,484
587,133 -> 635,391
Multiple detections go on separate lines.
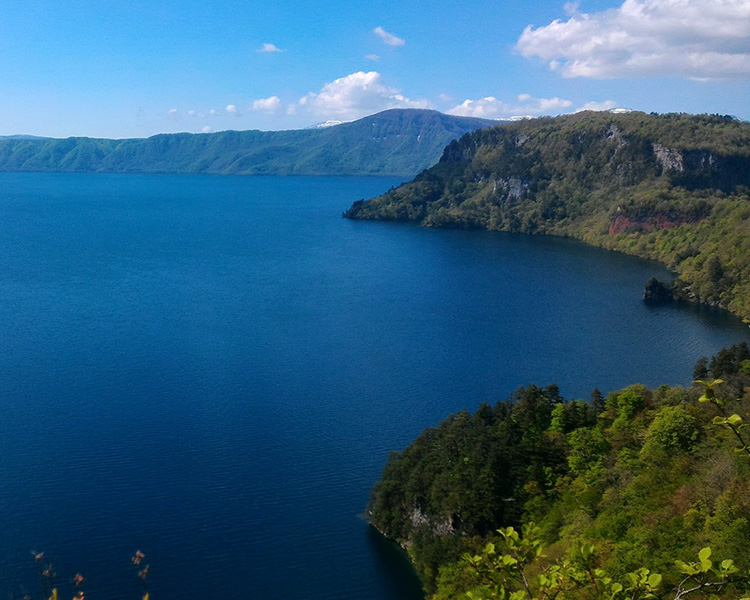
368,344 -> 750,598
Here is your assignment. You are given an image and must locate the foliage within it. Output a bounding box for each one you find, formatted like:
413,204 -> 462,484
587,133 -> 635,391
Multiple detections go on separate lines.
0,109 -> 497,178
444,524 -> 749,600
368,344 -> 750,598
344,111 -> 750,318
640,405 -> 699,458
695,378 -> 750,458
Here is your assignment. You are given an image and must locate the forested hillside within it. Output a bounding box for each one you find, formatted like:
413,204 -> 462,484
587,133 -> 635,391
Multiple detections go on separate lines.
369,344 -> 750,599
0,109 -> 497,177
344,111 -> 750,317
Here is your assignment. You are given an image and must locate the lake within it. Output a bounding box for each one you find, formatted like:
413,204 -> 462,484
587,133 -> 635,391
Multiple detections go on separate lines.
0,173 -> 746,600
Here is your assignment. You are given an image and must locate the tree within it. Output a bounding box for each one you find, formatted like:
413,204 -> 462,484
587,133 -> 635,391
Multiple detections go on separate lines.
640,405 -> 699,458
454,525 -> 749,600
694,378 -> 750,458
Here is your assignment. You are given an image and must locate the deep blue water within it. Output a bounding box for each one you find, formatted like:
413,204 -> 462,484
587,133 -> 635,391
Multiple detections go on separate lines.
0,172 -> 747,600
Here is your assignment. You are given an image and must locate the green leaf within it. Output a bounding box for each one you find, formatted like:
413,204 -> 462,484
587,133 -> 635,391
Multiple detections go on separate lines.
647,573 -> 662,588
720,559 -> 735,572
727,414 -> 743,425
713,416 -> 726,424
675,560 -> 697,575
580,543 -> 594,559
698,547 -> 712,562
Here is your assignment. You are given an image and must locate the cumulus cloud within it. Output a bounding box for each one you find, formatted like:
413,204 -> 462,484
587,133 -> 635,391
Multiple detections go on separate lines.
447,97 -> 508,118
576,100 -> 619,112
374,26 -> 405,46
226,104 -> 241,117
517,94 -> 573,112
447,94 -> 572,118
516,0 -> 750,79
202,126 -> 212,133
252,96 -> 283,114
258,43 -> 284,53
365,54 -> 380,61
297,71 -> 430,120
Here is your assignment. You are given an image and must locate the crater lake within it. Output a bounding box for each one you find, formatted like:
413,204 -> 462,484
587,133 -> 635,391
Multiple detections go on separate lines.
0,173 -> 747,600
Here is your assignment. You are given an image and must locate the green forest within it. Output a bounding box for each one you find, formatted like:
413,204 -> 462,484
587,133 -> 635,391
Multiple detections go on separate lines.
368,344 -> 750,599
0,109 -> 495,178
344,111 -> 750,319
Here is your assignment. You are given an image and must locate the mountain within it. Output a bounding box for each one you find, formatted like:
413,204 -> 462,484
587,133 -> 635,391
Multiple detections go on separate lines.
0,134 -> 48,140
0,110 -> 499,177
344,111 -> 750,318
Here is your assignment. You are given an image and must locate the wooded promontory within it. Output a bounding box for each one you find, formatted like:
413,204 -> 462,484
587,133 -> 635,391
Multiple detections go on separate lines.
345,111 -> 750,318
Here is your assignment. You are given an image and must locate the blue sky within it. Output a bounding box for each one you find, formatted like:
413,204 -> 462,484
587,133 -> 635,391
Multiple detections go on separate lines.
1,0 -> 748,138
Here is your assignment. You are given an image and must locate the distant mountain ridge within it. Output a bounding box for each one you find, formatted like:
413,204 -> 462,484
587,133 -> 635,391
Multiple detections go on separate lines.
0,110 -> 499,177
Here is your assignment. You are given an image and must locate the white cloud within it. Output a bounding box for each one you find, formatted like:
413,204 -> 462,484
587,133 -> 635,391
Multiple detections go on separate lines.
202,126 -> 212,133
167,108 -> 180,121
447,94 -> 572,118
374,26 -> 405,46
563,1 -> 580,16
226,104 -> 241,117
209,109 -> 217,116
516,94 -> 573,112
365,54 -> 380,61
576,100 -> 619,112
447,97 -> 508,118
296,71 -> 430,120
252,96 -> 283,114
258,43 -> 284,53
516,0 -> 750,79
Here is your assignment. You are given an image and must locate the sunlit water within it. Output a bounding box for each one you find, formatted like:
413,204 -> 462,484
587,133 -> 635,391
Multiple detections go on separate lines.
0,173 -> 746,600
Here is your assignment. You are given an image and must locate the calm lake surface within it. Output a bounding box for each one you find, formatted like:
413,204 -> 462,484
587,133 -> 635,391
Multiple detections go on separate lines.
0,173 -> 747,600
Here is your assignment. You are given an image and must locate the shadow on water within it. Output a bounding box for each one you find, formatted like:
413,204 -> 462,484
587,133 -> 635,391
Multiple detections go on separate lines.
367,527 -> 425,600
644,298 -> 748,332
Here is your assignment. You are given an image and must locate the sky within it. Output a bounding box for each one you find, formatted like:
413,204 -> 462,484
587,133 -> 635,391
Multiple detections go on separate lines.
1,0 -> 748,138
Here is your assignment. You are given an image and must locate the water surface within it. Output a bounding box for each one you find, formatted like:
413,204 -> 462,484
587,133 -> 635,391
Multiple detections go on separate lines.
0,173 -> 746,599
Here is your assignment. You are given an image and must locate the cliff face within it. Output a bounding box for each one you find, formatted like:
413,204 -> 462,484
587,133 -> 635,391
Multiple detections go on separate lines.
431,112 -> 750,199
344,111 -> 750,318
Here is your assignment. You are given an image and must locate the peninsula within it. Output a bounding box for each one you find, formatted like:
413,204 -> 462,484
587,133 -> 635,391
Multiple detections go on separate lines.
345,111 -> 750,318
